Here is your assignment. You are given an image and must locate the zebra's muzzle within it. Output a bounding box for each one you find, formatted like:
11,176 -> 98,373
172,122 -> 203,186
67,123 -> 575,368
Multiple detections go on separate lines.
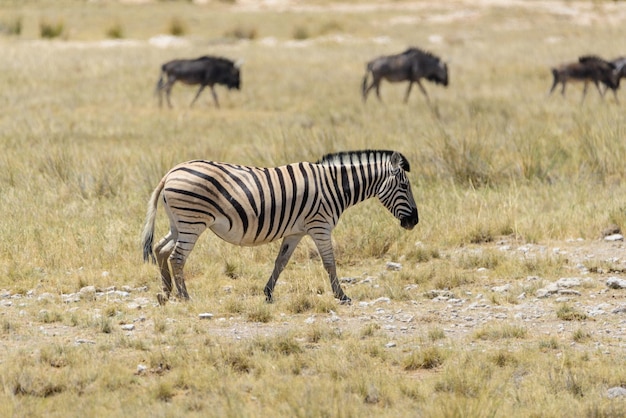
400,208 -> 419,230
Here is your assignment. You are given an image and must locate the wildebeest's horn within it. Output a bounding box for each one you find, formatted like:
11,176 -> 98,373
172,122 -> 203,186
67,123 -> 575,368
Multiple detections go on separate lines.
235,59 -> 245,68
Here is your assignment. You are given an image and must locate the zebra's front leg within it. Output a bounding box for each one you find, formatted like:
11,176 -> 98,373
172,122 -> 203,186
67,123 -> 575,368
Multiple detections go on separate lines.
311,233 -> 351,304
264,235 -> 303,302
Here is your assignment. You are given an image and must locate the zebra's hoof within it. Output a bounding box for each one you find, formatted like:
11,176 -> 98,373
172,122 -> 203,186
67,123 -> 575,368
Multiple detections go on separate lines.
339,296 -> 352,305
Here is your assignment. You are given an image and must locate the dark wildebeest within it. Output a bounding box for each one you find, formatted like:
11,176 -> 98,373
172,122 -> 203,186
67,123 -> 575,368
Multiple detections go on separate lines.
549,55 -> 619,103
362,47 -> 449,103
155,55 -> 241,108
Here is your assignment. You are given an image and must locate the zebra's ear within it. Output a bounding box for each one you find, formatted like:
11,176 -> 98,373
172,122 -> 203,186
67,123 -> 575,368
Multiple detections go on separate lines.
390,152 -> 410,172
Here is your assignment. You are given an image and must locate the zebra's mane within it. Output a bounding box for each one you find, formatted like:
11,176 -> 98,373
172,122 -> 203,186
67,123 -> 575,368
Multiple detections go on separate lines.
316,150 -> 410,172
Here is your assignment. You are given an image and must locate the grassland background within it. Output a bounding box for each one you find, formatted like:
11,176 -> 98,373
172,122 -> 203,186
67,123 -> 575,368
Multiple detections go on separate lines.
0,0 -> 625,417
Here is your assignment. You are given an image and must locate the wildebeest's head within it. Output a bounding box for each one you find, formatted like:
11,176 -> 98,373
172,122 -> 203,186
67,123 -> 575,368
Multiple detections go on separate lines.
427,60 -> 449,87
405,48 -> 449,87
217,58 -> 241,90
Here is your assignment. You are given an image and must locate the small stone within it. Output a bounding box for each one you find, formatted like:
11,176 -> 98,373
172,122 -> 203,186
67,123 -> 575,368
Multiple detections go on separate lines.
557,289 -> 581,296
491,284 -> 511,293
198,313 -> 214,319
113,291 -> 130,298
606,277 -> 626,289
386,262 -> 402,271
121,324 -> 135,331
612,305 -> 626,314
385,342 -> 396,348
604,234 -> 624,242
607,387 -> 626,398
556,278 -> 581,288
37,293 -> 56,302
136,364 -> 148,374
79,286 -> 97,301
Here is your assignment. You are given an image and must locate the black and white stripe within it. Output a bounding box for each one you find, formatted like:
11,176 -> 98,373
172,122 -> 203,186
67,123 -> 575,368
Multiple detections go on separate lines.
142,150 -> 419,304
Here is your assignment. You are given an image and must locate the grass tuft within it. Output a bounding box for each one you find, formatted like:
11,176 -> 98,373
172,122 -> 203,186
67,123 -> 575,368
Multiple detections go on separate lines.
556,304 -> 588,321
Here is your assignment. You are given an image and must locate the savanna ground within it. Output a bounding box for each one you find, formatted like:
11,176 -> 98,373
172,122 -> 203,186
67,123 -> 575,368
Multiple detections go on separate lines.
1,0 -> 626,416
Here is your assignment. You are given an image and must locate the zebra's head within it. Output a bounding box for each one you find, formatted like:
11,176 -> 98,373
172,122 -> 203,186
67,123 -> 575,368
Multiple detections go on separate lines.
378,152 -> 419,230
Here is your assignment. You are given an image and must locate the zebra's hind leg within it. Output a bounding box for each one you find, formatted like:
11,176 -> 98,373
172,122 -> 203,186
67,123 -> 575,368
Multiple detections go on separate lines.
264,235 -> 303,302
168,226 -> 206,300
154,231 -> 176,305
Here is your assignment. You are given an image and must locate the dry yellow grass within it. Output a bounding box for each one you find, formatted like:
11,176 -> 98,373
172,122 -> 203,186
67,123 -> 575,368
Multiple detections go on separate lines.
0,1 -> 626,417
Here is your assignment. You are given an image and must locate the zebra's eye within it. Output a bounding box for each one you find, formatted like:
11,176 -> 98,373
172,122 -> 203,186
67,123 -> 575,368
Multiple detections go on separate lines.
399,182 -> 409,191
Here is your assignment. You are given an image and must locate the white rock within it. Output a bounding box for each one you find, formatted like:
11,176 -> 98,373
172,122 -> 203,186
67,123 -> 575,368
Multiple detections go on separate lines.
491,284 -> 511,293
607,387 -> 626,398
556,278 -> 581,288
612,305 -> 626,314
386,262 -> 402,271
604,234 -> 624,242
121,324 -> 135,331
198,313 -> 214,320
606,277 -> 626,289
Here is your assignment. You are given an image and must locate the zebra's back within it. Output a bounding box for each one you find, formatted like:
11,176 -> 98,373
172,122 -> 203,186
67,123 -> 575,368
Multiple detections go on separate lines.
161,160 -> 322,246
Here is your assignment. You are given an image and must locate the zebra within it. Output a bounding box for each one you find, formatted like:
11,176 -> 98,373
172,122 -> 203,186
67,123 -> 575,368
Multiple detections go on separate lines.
141,150 -> 419,305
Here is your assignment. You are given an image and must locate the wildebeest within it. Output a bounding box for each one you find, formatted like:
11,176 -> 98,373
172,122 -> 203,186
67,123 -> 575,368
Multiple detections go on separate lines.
362,47 -> 449,103
549,55 -> 619,102
155,55 -> 241,108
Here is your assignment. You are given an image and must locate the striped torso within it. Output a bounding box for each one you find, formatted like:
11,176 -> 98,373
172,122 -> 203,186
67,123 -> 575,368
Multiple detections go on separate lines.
161,159 -> 379,246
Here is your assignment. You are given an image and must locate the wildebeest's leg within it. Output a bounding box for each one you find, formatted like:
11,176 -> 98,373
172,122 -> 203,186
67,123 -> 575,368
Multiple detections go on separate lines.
362,79 -> 377,102
593,80 -> 605,98
404,82 -> 413,103
581,80 -> 589,103
190,85 -> 206,107
611,88 -> 620,104
374,78 -> 382,102
548,77 -> 559,96
209,86 -> 220,109
415,80 -> 430,101
156,72 -> 166,108
310,230 -> 350,304
264,235 -> 303,302
164,76 -> 176,109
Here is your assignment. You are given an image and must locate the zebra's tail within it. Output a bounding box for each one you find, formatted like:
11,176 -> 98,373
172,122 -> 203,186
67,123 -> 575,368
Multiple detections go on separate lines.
141,176 -> 166,264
